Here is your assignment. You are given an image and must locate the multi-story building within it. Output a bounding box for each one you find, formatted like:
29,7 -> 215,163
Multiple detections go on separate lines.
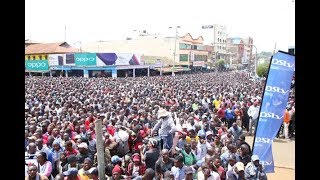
213,24 -> 228,58
201,24 -> 228,61
242,37 -> 254,64
81,33 -> 210,69
178,33 -> 209,68
226,37 -> 254,68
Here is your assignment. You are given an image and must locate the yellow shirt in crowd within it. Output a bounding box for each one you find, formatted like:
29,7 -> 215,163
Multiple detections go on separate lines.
186,136 -> 199,143
78,168 -> 90,180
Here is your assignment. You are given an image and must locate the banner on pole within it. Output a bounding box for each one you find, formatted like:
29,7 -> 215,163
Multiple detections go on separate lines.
252,51 -> 295,173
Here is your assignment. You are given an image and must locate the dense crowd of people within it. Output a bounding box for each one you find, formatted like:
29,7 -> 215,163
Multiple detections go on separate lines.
25,71 -> 295,180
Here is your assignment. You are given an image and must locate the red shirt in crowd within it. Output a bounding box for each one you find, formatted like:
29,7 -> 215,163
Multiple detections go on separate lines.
217,107 -> 226,118
107,125 -> 116,136
65,148 -> 79,157
217,166 -> 226,180
85,117 -> 96,130
42,134 -> 48,145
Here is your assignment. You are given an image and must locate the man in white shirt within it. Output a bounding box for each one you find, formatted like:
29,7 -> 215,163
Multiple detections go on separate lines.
244,155 -> 267,180
226,162 -> 245,180
171,155 -> 187,180
36,139 -> 51,160
197,164 -> 220,180
247,101 -> 260,136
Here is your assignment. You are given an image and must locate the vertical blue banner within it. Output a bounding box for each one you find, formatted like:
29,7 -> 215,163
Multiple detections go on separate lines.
252,51 -> 295,173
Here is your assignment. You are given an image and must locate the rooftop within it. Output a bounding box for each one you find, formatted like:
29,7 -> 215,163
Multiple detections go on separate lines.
25,42 -> 79,55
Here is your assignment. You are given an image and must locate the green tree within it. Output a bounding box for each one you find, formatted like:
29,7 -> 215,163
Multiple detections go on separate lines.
215,59 -> 225,71
257,62 -> 270,77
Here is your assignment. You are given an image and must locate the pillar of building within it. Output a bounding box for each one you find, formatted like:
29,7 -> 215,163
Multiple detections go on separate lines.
112,69 -> 117,78
49,70 -> 52,77
160,67 -> 163,76
65,70 -> 68,77
147,67 -> 150,77
83,69 -> 89,78
133,68 -> 136,78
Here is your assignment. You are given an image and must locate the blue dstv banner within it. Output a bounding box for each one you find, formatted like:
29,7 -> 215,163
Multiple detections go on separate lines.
252,51 -> 295,173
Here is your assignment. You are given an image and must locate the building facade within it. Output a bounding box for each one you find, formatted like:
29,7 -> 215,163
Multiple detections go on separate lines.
226,37 -> 254,68
213,24 -> 228,57
81,33 -> 210,68
24,42 -> 161,78
178,33 -> 209,68
201,24 -> 228,61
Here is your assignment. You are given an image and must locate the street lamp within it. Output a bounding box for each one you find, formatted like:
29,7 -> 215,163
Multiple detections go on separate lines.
169,26 -> 180,76
211,42 -> 258,76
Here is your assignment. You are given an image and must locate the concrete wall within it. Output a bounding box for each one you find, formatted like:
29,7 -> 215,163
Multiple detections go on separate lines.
82,37 -> 176,65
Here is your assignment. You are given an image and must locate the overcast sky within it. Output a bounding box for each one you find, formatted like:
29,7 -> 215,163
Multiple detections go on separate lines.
25,0 -> 295,53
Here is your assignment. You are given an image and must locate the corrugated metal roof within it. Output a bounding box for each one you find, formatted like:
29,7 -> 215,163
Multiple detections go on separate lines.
25,42 -> 79,54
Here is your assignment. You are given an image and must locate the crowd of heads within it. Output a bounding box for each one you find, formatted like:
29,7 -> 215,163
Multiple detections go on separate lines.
25,71 -> 295,179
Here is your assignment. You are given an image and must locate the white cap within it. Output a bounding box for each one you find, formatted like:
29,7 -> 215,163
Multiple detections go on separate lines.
235,162 -> 245,171
77,142 -> 88,149
251,155 -> 259,161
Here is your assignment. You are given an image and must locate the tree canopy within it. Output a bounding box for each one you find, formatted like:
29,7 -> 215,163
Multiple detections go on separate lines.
257,62 -> 270,77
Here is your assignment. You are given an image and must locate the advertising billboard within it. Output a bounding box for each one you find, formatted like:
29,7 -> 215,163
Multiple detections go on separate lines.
48,54 -> 65,66
25,60 -> 49,71
74,53 -> 97,66
96,53 -> 140,66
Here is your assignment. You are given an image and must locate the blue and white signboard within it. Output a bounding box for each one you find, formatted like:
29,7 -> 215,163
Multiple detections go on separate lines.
252,51 -> 295,173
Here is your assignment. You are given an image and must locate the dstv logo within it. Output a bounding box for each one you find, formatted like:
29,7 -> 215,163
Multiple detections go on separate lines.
260,160 -> 273,166
272,58 -> 294,68
265,86 -> 289,94
255,137 -> 273,144
260,112 -> 283,120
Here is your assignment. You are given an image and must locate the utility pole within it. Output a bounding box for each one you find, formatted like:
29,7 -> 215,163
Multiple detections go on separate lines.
64,24 -> 67,42
28,0 -> 32,41
273,42 -> 277,55
95,119 -> 106,180
169,26 -> 180,76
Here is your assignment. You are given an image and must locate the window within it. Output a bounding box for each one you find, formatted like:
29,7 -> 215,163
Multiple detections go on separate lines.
194,55 -> 208,61
32,56 -> 36,60
194,55 -> 200,61
197,45 -> 205,51
191,45 -> 198,50
180,54 -> 189,61
27,56 -> 31,60
179,43 -> 191,50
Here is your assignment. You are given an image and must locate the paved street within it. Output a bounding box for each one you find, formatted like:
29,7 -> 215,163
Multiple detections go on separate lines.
246,136 -> 295,180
